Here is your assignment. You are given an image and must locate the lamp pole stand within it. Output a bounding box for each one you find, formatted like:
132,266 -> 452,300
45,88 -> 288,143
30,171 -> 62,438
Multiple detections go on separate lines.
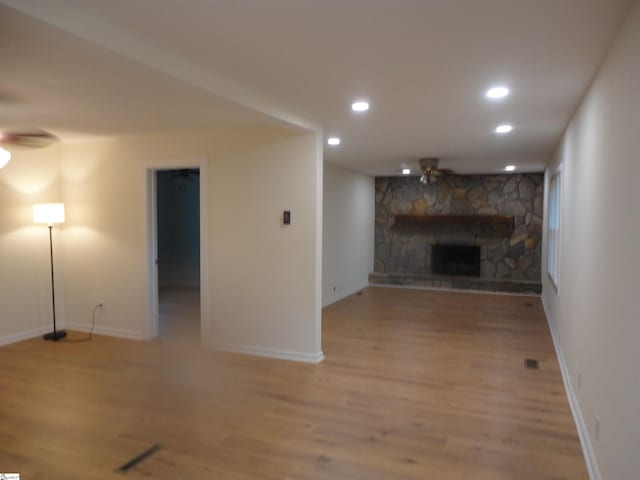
43,224 -> 66,341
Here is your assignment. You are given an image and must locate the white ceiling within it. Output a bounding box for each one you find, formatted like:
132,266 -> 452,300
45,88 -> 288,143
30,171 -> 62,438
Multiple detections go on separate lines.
0,6 -> 273,141
0,0 -> 632,175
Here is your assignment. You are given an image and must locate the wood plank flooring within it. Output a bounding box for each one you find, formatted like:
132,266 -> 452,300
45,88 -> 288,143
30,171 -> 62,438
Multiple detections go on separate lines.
0,287 -> 587,479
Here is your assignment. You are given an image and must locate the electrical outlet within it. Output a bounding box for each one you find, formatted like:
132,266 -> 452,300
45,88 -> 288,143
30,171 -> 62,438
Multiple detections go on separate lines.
595,416 -> 600,441
577,371 -> 582,390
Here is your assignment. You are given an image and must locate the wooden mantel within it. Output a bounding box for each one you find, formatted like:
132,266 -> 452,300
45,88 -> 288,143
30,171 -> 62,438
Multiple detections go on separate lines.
394,214 -> 514,225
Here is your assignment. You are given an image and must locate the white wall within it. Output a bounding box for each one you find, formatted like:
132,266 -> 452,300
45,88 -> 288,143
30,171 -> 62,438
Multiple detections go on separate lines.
59,126 -> 323,362
0,145 -> 65,343
541,3 -> 640,479
322,162 -> 374,306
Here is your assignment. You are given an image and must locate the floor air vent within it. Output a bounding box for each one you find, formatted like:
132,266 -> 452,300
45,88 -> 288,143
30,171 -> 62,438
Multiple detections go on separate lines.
524,358 -> 540,369
116,444 -> 162,473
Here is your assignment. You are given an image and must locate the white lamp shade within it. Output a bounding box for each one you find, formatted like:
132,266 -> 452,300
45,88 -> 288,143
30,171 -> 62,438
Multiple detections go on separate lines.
33,203 -> 65,225
0,146 -> 10,169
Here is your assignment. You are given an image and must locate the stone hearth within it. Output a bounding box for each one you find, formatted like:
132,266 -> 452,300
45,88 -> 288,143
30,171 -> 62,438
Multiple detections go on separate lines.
371,174 -> 543,294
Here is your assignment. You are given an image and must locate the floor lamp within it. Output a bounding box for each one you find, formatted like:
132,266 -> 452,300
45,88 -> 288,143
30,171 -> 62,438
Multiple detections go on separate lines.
33,203 -> 67,341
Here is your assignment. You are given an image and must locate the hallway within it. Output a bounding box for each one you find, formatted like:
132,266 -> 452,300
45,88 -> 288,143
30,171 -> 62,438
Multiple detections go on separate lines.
158,287 -> 200,344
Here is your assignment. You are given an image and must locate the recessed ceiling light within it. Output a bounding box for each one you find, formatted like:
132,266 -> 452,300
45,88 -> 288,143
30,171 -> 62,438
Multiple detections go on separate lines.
351,101 -> 370,112
504,165 -> 516,172
486,86 -> 510,99
402,168 -> 411,175
495,124 -> 513,134
0,146 -> 11,169
327,137 -> 341,146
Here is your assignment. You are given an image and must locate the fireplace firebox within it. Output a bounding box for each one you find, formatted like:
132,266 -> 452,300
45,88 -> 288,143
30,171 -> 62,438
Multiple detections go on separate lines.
432,244 -> 481,277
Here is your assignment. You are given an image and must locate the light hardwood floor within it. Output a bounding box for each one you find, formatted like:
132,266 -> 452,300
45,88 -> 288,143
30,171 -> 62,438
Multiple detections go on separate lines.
0,287 -> 587,479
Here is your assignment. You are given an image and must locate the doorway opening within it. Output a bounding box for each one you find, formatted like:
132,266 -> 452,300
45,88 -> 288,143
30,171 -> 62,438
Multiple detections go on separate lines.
154,168 -> 201,344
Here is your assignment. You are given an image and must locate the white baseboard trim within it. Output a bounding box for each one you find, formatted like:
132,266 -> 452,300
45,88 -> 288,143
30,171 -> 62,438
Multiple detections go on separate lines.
541,297 -> 601,480
210,342 -> 325,364
369,283 -> 540,297
66,322 -> 147,341
322,281 -> 369,307
0,325 -> 52,346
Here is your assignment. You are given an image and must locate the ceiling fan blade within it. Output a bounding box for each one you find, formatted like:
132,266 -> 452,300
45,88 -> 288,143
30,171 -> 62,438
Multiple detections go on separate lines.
1,129 -> 58,149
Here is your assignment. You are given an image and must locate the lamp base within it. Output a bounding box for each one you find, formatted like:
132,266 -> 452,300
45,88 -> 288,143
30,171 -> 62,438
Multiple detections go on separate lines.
43,330 -> 67,341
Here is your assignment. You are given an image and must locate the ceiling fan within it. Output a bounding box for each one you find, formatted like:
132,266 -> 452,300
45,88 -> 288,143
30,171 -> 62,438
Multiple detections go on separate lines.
419,157 -> 455,185
1,128 -> 59,149
170,168 -> 200,180
168,168 -> 200,192
0,128 -> 59,169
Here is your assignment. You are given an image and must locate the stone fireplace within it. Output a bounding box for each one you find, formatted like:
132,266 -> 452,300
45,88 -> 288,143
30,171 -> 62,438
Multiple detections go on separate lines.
370,174 -> 543,293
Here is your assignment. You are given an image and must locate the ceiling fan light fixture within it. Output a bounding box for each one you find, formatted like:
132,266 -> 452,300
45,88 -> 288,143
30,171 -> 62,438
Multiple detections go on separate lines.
0,146 -> 11,169
420,173 -> 440,185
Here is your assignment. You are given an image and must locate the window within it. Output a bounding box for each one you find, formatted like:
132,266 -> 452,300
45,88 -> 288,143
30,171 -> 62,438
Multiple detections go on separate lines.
548,171 -> 561,289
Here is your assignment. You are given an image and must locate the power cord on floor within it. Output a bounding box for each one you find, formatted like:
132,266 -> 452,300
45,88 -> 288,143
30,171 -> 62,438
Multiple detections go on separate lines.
64,303 -> 103,343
